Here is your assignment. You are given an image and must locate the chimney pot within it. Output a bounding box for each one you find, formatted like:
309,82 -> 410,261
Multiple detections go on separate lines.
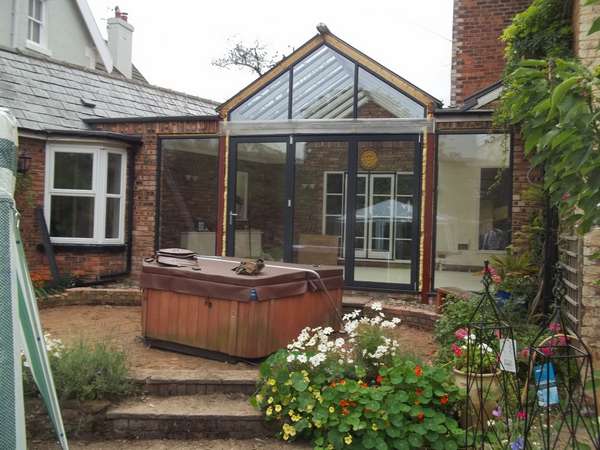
107,12 -> 134,78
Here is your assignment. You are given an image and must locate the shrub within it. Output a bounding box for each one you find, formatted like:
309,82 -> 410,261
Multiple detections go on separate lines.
252,304 -> 464,449
24,335 -> 134,402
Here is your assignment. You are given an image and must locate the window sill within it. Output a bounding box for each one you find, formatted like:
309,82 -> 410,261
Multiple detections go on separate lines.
37,243 -> 127,254
25,40 -> 52,57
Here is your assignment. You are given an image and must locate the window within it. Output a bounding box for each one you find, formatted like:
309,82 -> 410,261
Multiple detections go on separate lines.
158,138 -> 220,254
45,144 -> 127,244
27,0 -> 45,45
434,133 -> 511,290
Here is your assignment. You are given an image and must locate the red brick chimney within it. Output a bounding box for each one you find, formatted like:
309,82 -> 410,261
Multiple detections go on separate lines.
450,0 -> 531,106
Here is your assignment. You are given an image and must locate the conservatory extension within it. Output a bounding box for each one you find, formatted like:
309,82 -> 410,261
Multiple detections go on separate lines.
155,29 -> 514,299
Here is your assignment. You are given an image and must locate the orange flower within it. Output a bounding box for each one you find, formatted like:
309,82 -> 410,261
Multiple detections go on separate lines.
339,379 -> 346,385
415,399 -> 420,406
415,388 -> 423,396
349,401 -> 357,407
339,399 -> 350,408
360,382 -> 369,388
375,374 -> 383,385
440,395 -> 449,405
330,381 -> 337,388
417,412 -> 425,422
415,366 -> 423,377
342,408 -> 350,416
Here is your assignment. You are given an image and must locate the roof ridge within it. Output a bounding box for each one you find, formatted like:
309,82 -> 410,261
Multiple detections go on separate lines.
0,45 -> 220,106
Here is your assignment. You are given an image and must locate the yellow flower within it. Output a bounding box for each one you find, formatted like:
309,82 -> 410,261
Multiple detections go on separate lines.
285,379 -> 292,386
327,445 -> 334,450
344,434 -> 353,445
371,423 -> 378,431
268,397 -> 274,404
282,423 -> 296,438
255,394 -> 263,403
272,386 -> 278,393
314,419 -> 322,428
267,378 -> 276,386
291,414 -> 301,422
308,386 -> 313,392
329,406 -> 335,413
275,404 -> 282,413
266,406 -> 273,416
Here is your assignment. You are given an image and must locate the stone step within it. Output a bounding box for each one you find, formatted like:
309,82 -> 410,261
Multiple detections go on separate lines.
131,368 -> 259,396
106,393 -> 271,440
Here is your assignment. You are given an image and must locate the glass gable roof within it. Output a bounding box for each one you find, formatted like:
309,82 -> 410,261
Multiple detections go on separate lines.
229,45 -> 425,121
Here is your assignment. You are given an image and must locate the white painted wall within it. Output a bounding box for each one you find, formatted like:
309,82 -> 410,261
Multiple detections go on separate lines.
0,0 -> 100,69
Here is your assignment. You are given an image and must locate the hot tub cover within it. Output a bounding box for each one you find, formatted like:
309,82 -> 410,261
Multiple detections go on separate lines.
140,257 -> 343,302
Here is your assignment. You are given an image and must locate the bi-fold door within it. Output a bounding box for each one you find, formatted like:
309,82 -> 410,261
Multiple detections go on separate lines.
226,135 -> 421,290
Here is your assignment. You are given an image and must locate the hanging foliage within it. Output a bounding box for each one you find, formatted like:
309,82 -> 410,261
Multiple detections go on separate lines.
497,0 -> 600,233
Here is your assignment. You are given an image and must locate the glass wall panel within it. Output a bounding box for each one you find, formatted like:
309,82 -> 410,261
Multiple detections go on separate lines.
230,71 -> 289,121
435,134 -> 511,290
352,140 -> 417,285
292,46 -> 355,119
293,141 -> 348,272
158,138 -> 220,254
234,142 -> 287,260
357,68 -> 425,118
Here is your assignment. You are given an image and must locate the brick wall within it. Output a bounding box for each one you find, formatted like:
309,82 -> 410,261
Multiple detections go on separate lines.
574,0 -> 600,68
435,120 -> 543,255
91,120 -> 219,277
15,137 -> 128,281
450,0 -> 531,106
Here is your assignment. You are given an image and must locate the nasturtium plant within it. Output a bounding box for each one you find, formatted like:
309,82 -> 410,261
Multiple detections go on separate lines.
251,304 -> 464,449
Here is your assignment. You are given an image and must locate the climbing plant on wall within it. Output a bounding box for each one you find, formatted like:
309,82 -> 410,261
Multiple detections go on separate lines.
497,0 -> 600,233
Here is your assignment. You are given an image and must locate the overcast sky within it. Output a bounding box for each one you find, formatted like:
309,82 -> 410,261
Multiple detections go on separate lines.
89,0 -> 454,106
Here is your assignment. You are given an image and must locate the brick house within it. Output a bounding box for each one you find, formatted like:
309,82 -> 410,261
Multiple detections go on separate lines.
4,0 -> 547,302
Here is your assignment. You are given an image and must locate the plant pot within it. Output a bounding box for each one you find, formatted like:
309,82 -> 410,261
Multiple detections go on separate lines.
453,368 -> 501,430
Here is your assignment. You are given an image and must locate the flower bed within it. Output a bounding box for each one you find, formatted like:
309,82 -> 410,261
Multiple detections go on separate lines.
252,303 -> 464,449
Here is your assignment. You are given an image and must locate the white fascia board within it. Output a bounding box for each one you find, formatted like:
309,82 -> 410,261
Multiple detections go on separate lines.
74,0 -> 113,73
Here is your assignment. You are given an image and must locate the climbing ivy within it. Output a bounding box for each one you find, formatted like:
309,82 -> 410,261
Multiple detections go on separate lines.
497,0 -> 600,233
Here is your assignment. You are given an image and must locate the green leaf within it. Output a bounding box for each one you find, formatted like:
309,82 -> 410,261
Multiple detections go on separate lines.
551,77 -> 581,109
589,17 -> 600,35
290,372 -> 309,392
408,433 -> 423,448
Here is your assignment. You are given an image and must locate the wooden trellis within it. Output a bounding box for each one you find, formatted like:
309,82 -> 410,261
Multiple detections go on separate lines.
557,233 -> 583,333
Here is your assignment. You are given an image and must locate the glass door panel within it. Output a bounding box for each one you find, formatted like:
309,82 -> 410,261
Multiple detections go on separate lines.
230,141 -> 287,260
352,140 -> 418,286
293,141 -> 348,271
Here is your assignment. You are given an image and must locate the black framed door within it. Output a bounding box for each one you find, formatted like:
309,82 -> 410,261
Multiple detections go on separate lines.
227,134 -> 422,291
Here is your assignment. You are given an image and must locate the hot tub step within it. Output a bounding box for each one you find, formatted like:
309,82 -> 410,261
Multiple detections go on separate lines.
131,368 -> 259,396
107,393 -> 271,439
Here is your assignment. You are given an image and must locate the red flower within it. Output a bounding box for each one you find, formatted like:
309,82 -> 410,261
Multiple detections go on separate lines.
414,366 -> 423,377
519,348 -> 530,360
360,382 -> 369,388
440,395 -> 449,405
417,412 -> 425,422
342,407 -> 350,416
454,328 -> 468,340
516,410 -> 527,420
451,343 -> 463,357
548,322 -> 561,333
415,399 -> 420,406
375,374 -> 383,385
415,388 -> 423,396
339,399 -> 350,408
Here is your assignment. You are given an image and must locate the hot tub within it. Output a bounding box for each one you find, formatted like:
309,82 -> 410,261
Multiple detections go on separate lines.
140,257 -> 343,360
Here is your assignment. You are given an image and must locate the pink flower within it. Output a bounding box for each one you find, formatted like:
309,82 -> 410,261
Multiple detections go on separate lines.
516,410 -> 527,420
541,346 -> 553,356
548,322 -> 561,333
519,348 -> 530,360
492,274 -> 502,284
455,328 -> 468,340
451,343 -> 463,357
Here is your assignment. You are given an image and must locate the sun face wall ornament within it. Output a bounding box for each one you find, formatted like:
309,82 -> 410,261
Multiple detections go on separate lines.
360,149 -> 379,170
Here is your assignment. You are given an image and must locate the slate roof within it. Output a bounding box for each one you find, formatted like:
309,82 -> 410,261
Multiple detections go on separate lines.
0,46 -> 219,132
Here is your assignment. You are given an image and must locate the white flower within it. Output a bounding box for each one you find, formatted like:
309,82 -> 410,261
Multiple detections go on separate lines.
287,354 -> 296,363
370,302 -> 383,312
391,317 -> 401,325
309,353 -> 326,367
335,338 -> 345,348
297,354 -> 307,363
318,343 -> 328,353
322,327 -> 334,335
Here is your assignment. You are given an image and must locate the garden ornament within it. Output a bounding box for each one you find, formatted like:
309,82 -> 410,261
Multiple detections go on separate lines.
232,258 -> 265,275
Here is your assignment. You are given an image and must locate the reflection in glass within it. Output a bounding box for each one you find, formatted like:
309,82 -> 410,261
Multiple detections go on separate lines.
235,142 -> 287,260
50,196 -> 94,238
357,68 -> 425,118
435,134 -> 511,291
107,153 -> 122,194
105,197 -> 120,239
293,141 -> 348,271
230,72 -> 290,121
353,141 -> 417,285
292,46 -> 355,119
159,139 -> 220,254
54,152 -> 93,190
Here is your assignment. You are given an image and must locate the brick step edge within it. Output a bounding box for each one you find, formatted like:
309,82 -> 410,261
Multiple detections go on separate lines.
134,378 -> 257,396
37,287 -> 142,309
342,298 -> 440,331
106,412 -> 272,440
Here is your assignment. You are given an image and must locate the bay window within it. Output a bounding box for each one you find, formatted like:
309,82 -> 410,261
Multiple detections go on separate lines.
45,144 -> 127,244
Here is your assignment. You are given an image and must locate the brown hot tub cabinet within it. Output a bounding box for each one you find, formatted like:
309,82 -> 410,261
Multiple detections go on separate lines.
140,258 -> 343,359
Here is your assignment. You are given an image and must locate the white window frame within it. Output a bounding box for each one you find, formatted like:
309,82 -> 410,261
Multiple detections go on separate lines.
44,143 -> 127,245
26,0 -> 50,55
